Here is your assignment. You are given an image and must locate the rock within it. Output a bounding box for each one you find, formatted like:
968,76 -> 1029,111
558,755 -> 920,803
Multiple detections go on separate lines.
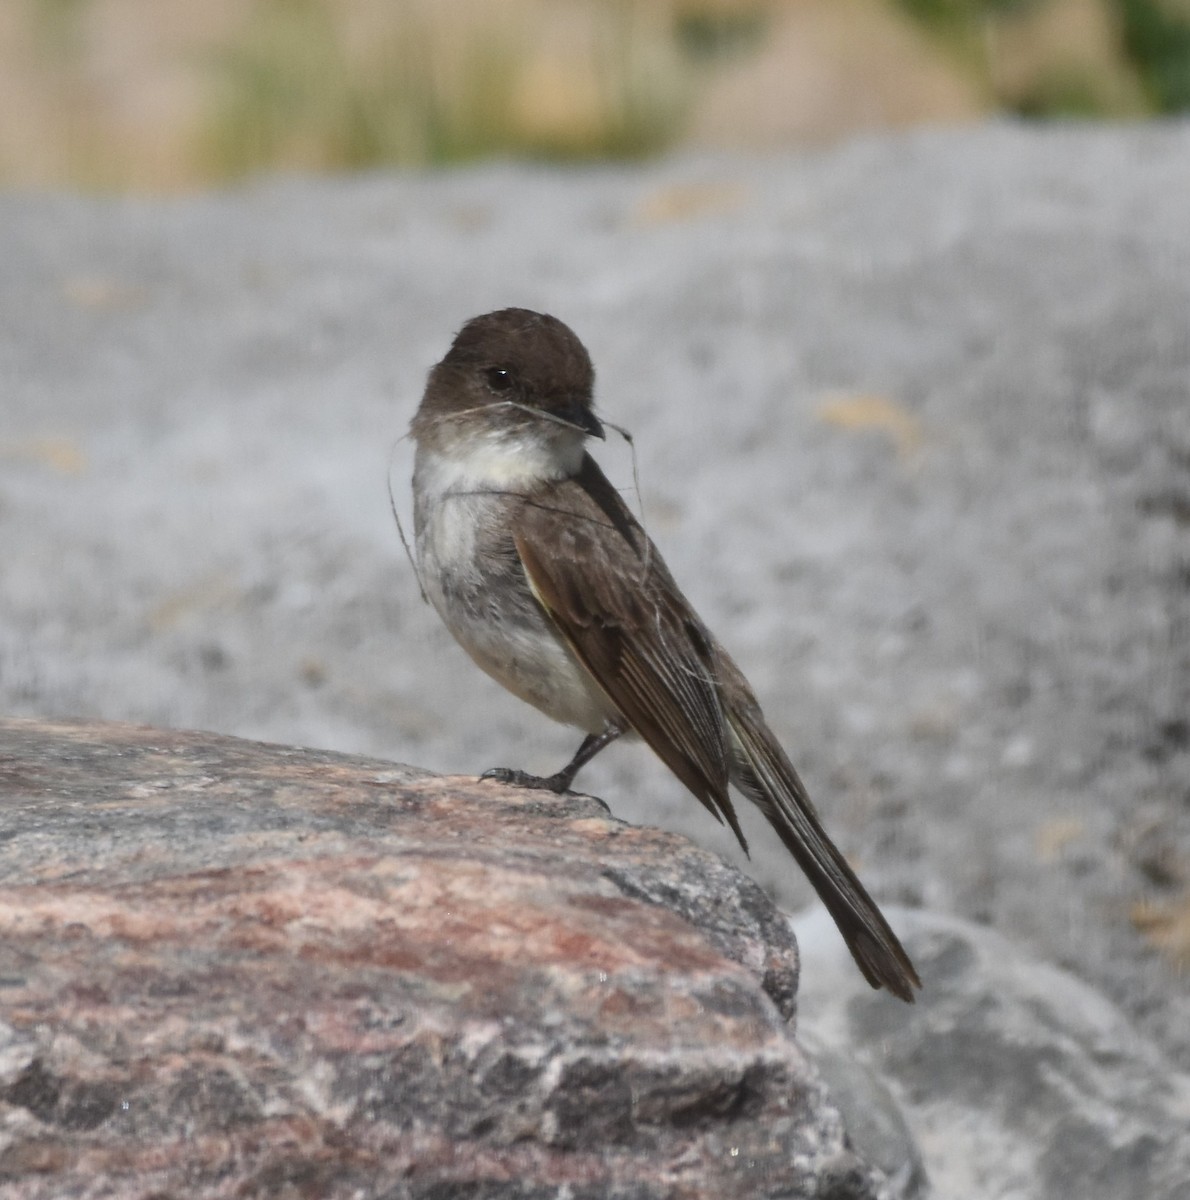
0,717 -> 890,1199
794,906 -> 1190,1200
797,1033 -> 927,1200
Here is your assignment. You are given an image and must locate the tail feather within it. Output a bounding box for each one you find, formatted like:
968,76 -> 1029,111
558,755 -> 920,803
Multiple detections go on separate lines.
728,707 -> 921,1002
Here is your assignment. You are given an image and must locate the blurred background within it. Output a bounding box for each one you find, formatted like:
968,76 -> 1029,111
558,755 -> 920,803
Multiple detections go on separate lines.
4,0 -> 1190,1151
3,0 -> 1189,192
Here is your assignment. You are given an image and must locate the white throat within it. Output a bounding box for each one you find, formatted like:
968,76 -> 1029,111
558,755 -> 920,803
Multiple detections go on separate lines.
417,427 -> 582,495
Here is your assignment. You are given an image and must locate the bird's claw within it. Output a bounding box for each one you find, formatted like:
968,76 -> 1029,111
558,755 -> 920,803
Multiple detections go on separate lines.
480,767 -> 568,793
480,768 -> 611,813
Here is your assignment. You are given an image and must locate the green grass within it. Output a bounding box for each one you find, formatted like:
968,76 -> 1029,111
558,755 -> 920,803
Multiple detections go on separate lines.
200,0 -> 693,179
1118,0 -> 1190,109
893,0 -> 1190,113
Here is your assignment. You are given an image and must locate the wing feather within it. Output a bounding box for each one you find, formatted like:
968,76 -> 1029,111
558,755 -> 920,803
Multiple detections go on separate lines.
513,456 -> 745,846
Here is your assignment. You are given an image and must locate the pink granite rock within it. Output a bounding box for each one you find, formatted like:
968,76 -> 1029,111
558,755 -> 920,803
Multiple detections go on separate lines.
0,718 -> 885,1199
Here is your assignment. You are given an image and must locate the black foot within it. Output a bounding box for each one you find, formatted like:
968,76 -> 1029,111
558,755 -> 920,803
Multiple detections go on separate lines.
479,767 -> 612,815
480,767 -> 572,794
479,729 -> 624,811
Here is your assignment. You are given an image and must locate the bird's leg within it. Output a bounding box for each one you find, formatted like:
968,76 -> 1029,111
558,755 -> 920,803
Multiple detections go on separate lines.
544,725 -> 624,792
481,725 -> 624,799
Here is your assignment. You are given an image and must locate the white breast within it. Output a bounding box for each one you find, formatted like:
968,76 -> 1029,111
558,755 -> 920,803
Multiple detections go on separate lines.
411,437 -> 615,735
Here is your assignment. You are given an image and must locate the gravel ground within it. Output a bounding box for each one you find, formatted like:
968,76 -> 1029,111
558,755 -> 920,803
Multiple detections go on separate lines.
2,122 -> 1188,1065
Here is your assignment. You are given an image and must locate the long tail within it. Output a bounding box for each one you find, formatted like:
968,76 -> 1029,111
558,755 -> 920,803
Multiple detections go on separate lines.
728,705 -> 921,1002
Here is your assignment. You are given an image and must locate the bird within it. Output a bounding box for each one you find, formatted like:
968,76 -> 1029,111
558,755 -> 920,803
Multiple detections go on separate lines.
409,307 -> 920,1001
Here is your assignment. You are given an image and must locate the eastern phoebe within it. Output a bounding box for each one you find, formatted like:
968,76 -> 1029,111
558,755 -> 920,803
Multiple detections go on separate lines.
410,308 -> 920,1001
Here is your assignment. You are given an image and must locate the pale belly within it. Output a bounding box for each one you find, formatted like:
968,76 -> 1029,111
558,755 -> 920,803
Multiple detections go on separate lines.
414,476 -> 616,735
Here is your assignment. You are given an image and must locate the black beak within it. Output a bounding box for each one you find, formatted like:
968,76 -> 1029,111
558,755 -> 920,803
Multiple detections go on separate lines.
562,404 -> 605,440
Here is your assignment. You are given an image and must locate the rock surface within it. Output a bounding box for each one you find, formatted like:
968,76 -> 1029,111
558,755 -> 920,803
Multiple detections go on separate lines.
794,906 -> 1190,1200
0,716 -> 886,1199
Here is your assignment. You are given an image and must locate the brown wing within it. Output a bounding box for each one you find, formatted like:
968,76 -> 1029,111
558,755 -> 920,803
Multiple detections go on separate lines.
513,456 -> 747,849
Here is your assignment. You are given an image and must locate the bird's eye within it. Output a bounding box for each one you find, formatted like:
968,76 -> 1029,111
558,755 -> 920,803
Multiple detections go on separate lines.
485,367 -> 515,393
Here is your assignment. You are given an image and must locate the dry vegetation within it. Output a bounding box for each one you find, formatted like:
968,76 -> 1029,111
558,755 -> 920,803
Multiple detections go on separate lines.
0,0 -> 1184,191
